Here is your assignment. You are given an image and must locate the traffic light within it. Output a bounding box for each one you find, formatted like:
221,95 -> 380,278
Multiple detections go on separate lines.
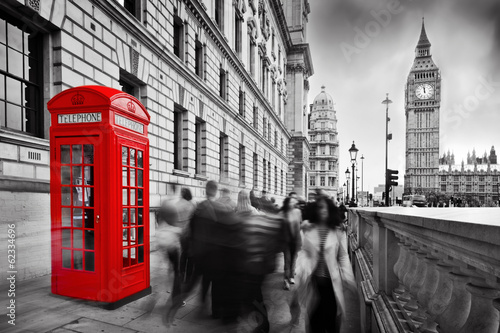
386,169 -> 399,187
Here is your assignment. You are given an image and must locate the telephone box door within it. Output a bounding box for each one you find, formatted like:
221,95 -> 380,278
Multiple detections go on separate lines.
119,138 -> 148,271
52,137 -> 100,298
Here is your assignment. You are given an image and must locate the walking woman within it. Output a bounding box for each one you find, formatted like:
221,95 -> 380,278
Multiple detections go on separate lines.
290,196 -> 356,332
280,196 -> 302,290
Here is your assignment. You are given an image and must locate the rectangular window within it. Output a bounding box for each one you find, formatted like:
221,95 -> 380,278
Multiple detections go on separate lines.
268,161 -> 271,191
493,176 -> 499,182
453,185 -> 459,192
263,117 -> 267,138
328,177 -> 334,187
320,162 -> 325,170
310,176 -> 316,186
441,185 -> 447,192
219,68 -> 227,99
328,161 -> 334,171
441,175 -> 447,182
321,146 -> 325,155
479,176 -> 485,182
195,118 -> 206,175
173,105 -> 185,170
0,16 -> 43,136
119,0 -> 141,20
235,10 -> 242,57
466,184 -> 472,192
274,130 -> 278,147
274,166 -> 278,193
239,144 -> 245,186
493,184 -> 499,193
320,176 -> 325,186
310,161 -> 315,170
215,0 -> 224,30
253,105 -> 258,130
173,15 -> 184,59
454,175 -> 459,182
272,82 -> 276,110
239,88 -> 245,117
479,185 -> 485,192
249,40 -> 255,78
253,153 -> 258,189
268,123 -> 271,141
263,158 -> 267,190
466,176 -> 472,182
330,146 -> 335,155
219,133 -> 228,181
195,39 -> 204,78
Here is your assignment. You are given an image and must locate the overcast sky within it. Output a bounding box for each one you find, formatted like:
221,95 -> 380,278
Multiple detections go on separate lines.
307,0 -> 500,195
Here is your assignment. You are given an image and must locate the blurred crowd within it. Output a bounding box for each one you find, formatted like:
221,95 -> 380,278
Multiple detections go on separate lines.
156,181 -> 355,333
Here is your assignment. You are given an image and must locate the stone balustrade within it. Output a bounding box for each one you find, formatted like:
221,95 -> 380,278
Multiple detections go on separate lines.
347,207 -> 500,333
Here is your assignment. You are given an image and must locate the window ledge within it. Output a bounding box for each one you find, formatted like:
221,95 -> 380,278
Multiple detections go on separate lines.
173,169 -> 190,178
194,174 -> 208,181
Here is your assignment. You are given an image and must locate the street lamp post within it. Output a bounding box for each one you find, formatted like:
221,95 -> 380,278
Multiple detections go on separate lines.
345,168 -> 350,204
343,182 -> 346,203
349,141 -> 358,207
360,155 -> 364,206
382,93 -> 393,206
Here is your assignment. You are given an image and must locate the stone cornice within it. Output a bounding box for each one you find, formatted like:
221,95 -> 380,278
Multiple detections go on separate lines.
268,0 -> 293,51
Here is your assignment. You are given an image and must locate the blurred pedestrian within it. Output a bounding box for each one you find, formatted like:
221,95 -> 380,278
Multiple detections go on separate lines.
188,180 -> 244,322
290,196 -> 356,332
157,184 -> 184,324
218,188 -> 236,210
237,190 -> 287,333
280,196 -> 302,290
177,187 -> 196,290
250,189 -> 261,211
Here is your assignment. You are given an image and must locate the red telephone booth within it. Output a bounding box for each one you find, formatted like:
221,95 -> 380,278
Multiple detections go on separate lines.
48,86 -> 151,308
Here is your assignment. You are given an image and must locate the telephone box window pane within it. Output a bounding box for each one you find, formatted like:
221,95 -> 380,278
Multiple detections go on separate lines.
138,169 -> 143,186
138,227 -> 143,244
61,187 -> 71,206
138,151 -> 143,167
85,252 -> 94,271
84,209 -> 94,228
122,147 -> 128,165
62,229 -> 71,247
138,208 -> 143,225
123,228 -> 129,242
130,227 -> 136,243
122,167 -> 128,186
122,208 -> 128,224
73,229 -> 83,248
138,246 -> 144,263
122,189 -> 128,205
73,251 -> 83,270
130,247 -> 136,259
123,248 -> 128,258
72,145 -> 82,164
85,187 -> 93,207
61,145 -> 71,164
62,208 -> 71,227
85,230 -> 94,250
138,189 -> 143,206
130,189 -> 136,205
83,145 -> 94,164
72,166 -> 82,184
73,208 -> 83,227
84,166 -> 93,185
62,250 -> 71,268
130,168 -> 136,186
61,166 -> 71,184
73,187 -> 83,206
130,208 -> 136,225
130,149 -> 136,167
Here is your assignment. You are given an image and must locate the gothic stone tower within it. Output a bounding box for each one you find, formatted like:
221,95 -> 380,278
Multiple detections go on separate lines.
404,20 -> 441,194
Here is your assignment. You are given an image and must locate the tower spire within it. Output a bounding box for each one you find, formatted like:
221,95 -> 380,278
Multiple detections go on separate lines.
417,17 -> 431,48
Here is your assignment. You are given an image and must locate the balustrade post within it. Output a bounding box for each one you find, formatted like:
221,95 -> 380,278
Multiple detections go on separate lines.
457,284 -> 500,333
436,272 -> 474,332
393,239 -> 409,295
371,219 -> 399,293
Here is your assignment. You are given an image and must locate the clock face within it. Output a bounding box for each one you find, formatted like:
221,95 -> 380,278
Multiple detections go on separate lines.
415,84 -> 434,99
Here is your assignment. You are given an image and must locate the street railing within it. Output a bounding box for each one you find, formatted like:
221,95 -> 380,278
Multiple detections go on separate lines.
347,207 -> 500,333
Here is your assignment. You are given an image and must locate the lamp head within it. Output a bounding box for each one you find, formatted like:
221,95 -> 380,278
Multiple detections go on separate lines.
349,141 -> 358,162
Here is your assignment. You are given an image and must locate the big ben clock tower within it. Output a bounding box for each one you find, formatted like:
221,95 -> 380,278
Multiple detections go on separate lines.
404,19 -> 441,195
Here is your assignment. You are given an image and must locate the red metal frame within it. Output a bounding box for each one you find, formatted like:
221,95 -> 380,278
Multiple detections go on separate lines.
48,86 -> 150,304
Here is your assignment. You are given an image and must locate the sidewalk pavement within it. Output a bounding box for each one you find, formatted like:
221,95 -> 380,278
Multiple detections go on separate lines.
1,250 -> 361,333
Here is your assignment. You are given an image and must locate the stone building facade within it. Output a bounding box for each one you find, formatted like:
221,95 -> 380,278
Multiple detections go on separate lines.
308,86 -> 339,199
404,20 -> 441,194
0,0 -> 312,280
438,146 -> 500,206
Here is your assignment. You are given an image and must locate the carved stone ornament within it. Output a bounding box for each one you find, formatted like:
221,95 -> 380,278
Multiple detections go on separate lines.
248,0 -> 256,13
27,0 -> 40,12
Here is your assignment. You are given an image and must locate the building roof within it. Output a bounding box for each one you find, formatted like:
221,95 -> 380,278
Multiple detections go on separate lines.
312,86 -> 334,111
417,18 -> 431,48
439,164 -> 500,172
